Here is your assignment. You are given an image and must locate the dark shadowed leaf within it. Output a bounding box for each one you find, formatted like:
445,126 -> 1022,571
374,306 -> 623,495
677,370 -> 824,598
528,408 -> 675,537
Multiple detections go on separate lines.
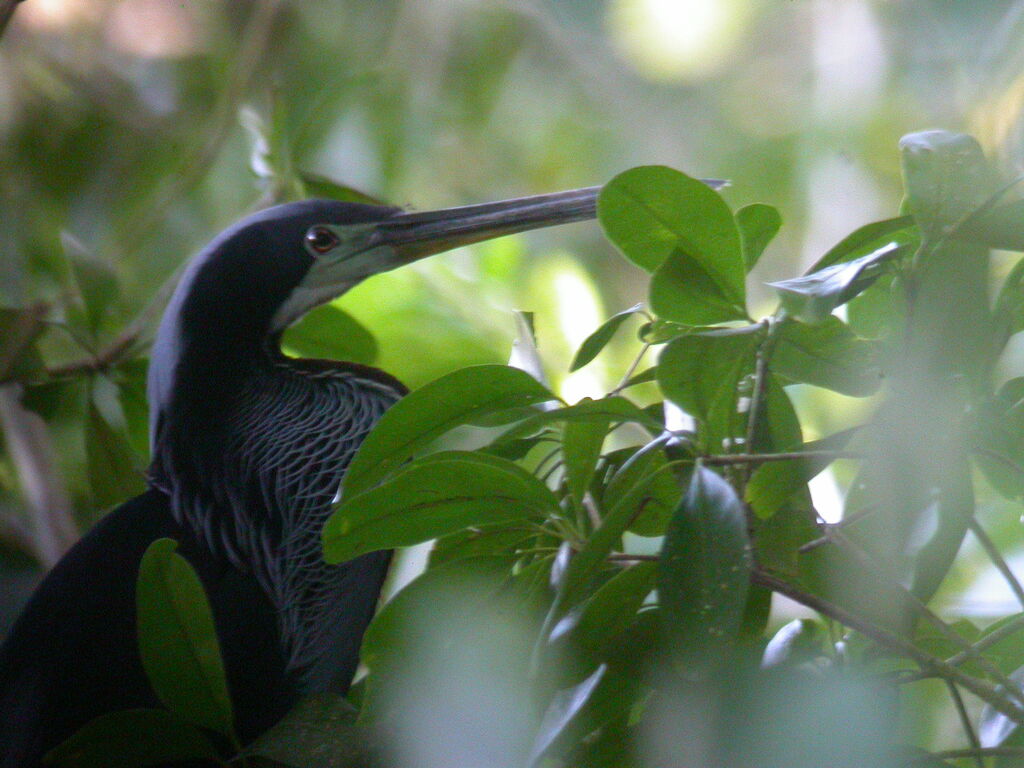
85,379 -> 144,510
736,203 -> 782,271
244,694 -> 372,768
282,303 -> 377,365
773,317 -> 883,397
0,305 -> 46,382
658,465 -> 751,671
136,539 -> 234,737
601,445 -> 682,537
342,365 -> 558,497
570,304 -> 643,372
324,451 -> 559,562
45,708 -> 219,768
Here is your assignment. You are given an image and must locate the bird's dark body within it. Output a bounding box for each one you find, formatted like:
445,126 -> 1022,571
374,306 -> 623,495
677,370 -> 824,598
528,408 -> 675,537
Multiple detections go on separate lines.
0,201 -> 405,767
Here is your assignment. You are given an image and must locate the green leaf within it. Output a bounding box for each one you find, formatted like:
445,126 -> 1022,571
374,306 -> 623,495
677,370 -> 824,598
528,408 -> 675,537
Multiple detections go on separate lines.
324,451 -> 559,563
806,215 -> 917,274
282,303 -> 377,365
600,446 -> 681,537
899,130 -> 996,243
342,365 -> 558,497
45,708 -> 220,768
957,197 -> 1024,251
553,562 -> 658,665
63,233 -> 119,337
598,167 -> 745,319
299,171 -> 387,206
772,317 -> 883,397
735,203 -> 782,271
657,327 -> 760,451
429,523 -> 537,567
649,249 -> 748,325
493,396 -> 663,445
85,379 -> 144,510
0,305 -> 46,381
563,409 -> 610,505
970,380 -> 1024,500
243,693 -> 371,768
746,428 -> 858,519
570,304 -> 643,372
658,465 -> 751,671
769,241 -> 906,323
136,539 -> 234,737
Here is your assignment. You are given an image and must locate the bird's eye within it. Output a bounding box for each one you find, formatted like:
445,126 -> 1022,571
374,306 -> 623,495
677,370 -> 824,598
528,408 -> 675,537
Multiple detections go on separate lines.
305,226 -> 339,255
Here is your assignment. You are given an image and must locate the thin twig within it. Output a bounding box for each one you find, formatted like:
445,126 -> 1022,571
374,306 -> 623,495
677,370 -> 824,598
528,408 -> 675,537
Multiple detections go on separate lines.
970,518 -> 1024,610
742,318 -> 778,484
608,342 -> 650,396
702,449 -> 862,467
944,679 -> 984,768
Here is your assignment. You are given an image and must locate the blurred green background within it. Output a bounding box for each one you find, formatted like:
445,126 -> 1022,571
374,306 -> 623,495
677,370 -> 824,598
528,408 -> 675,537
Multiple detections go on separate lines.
5,0 -> 1024,752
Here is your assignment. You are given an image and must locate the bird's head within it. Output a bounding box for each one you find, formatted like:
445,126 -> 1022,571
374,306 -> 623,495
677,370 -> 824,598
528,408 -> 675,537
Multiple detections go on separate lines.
148,188 -> 598,444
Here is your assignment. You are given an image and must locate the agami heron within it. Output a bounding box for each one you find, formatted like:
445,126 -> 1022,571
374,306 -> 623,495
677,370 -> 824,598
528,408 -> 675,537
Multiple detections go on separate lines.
0,187 -> 599,766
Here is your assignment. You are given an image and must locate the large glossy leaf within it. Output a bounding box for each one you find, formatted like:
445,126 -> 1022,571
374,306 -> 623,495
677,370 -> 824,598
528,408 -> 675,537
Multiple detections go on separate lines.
282,303 -> 377,365
493,395 -> 663,445
45,709 -> 220,768
570,304 -> 643,372
528,664 -> 607,767
772,317 -> 883,397
735,203 -> 782,271
342,365 -> 558,497
769,241 -> 906,323
649,249 -> 749,325
136,539 -> 234,737
600,445 -> 681,537
658,465 -> 751,671
324,451 -> 559,563
598,166 -> 741,281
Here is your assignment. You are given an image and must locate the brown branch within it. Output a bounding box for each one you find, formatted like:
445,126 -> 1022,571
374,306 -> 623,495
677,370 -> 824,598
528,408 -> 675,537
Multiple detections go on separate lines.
751,567 -> 1024,725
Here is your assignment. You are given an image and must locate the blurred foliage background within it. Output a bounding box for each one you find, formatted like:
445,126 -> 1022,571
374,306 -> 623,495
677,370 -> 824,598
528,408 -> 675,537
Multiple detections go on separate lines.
6,0 -> 1024,759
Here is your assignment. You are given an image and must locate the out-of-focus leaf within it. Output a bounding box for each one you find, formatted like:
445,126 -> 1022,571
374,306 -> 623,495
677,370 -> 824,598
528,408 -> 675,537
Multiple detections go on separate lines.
735,203 -> 782,271
657,327 -> 760,452
45,709 -> 220,768
957,197 -> 1024,251
114,359 -> 150,460
528,664 -> 606,767
85,378 -> 144,510
63,233 -> 118,337
508,310 -> 547,386
770,242 -> 906,323
342,365 -> 558,497
0,305 -> 46,382
243,693 -> 372,768
659,465 -> 751,672
324,451 -> 559,562
992,256 -> 1024,356
563,410 -> 610,505
570,304 -> 643,372
971,379 -> 1024,500
899,130 -> 996,243
772,317 -> 883,397
846,272 -> 904,340
746,428 -> 857,519
136,539 -> 234,737
282,303 -> 377,365
299,171 -> 387,206
638,319 -> 692,344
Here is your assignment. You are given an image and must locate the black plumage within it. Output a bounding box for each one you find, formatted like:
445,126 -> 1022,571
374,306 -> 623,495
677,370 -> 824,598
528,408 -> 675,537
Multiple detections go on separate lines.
0,189 -> 599,767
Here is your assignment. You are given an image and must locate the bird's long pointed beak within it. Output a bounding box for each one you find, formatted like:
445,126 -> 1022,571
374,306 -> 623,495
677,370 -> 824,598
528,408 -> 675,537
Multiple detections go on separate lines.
369,186 -> 602,264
